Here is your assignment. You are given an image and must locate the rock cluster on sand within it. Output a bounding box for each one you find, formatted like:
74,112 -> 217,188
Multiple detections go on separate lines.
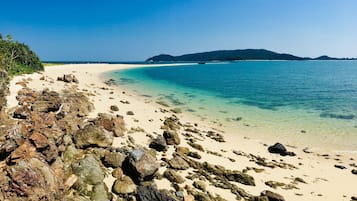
57,74 -> 79,83
0,77 -> 289,201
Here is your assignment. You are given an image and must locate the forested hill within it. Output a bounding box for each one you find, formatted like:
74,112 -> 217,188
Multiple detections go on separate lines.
0,34 -> 43,76
146,49 -> 354,62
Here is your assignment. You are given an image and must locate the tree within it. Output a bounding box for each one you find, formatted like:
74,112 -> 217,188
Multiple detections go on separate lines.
0,34 -> 43,75
0,33 -> 3,40
6,34 -> 12,41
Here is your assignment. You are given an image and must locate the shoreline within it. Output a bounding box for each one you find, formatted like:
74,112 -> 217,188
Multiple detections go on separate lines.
102,64 -> 357,153
6,63 -> 357,201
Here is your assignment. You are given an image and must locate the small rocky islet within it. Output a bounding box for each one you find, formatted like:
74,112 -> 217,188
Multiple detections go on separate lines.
0,72 -> 293,201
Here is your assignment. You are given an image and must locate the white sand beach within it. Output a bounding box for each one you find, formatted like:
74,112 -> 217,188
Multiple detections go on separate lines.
6,63 -> 356,201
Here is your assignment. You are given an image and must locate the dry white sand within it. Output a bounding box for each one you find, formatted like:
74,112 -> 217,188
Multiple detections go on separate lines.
6,64 -> 357,201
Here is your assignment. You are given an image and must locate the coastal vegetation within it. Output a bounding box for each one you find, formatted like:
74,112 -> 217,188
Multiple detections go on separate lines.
147,49 -> 356,62
0,33 -> 43,76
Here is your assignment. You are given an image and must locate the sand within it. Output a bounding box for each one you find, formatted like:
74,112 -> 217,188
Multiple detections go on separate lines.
6,63 -> 356,201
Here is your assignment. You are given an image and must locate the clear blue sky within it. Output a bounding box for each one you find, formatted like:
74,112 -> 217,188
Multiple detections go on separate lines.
1,0 -> 356,61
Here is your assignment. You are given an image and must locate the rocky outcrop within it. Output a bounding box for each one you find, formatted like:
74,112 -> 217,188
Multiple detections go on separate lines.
0,76 -> 297,201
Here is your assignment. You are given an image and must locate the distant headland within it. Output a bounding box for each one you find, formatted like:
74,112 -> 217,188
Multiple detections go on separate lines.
146,49 -> 356,63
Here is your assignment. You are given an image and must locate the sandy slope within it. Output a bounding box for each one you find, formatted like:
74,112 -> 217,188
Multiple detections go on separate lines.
7,64 -> 357,201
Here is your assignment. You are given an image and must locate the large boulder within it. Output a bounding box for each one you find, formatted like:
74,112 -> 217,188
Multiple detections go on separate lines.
123,149 -> 159,182
74,124 -> 113,148
71,154 -> 110,201
136,185 -> 175,201
4,158 -> 64,200
72,154 -> 104,185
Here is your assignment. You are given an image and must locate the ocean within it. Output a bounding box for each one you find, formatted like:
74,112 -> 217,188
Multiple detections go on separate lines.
107,61 -> 357,151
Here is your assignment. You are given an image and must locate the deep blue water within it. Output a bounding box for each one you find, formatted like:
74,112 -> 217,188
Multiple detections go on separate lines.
118,61 -> 357,120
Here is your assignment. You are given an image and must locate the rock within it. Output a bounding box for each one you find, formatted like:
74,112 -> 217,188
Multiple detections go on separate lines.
124,149 -> 159,182
206,131 -> 225,142
261,190 -> 285,201
163,116 -> 181,130
352,169 -> 357,175
74,124 -> 113,148
149,135 -> 168,152
112,176 -> 137,195
200,162 -> 255,186
112,167 -> 124,178
64,174 -> 78,189
176,191 -> 184,198
188,151 -> 201,159
72,154 -> 104,185
58,74 -> 78,83
351,196 -> 357,201
163,130 -> 180,145
60,90 -> 94,118
31,89 -> 62,113
13,106 -> 31,119
163,169 -> 185,184
104,78 -> 116,86
30,132 -> 49,149
184,195 -> 195,201
127,111 -> 134,115
168,156 -> 190,170
334,164 -> 347,169
102,151 -> 125,168
5,158 -> 64,200
136,185 -> 175,201
10,141 -> 38,163
193,180 -> 206,191
187,142 -> 204,152
252,196 -> 269,201
110,105 -> 119,111
268,143 -> 295,156
91,184 -> 110,201
225,170 -> 255,186
176,146 -> 190,155
95,113 -> 125,137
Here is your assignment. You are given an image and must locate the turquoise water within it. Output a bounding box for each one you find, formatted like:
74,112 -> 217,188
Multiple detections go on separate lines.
107,61 -> 357,150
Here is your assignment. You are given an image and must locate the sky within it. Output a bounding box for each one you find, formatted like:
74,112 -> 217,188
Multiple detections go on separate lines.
0,0 -> 356,61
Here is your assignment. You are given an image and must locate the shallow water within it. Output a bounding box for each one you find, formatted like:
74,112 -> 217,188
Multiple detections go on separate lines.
107,61 -> 357,150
